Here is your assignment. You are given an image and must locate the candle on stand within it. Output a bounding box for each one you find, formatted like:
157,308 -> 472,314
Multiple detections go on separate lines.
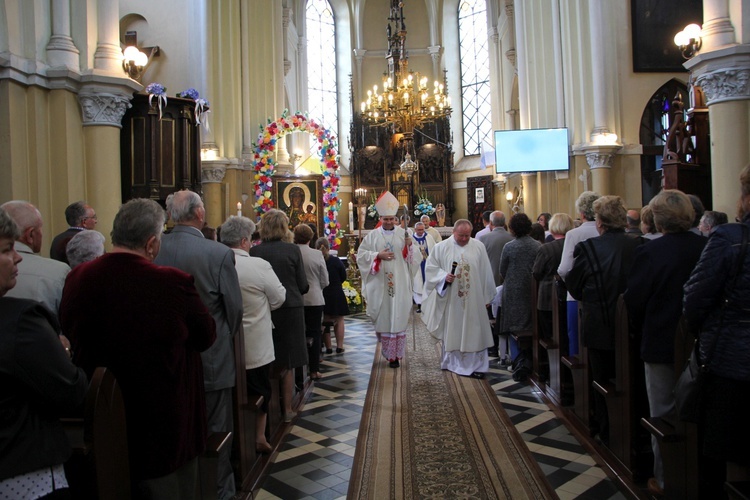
236,202 -> 242,217
348,201 -> 354,232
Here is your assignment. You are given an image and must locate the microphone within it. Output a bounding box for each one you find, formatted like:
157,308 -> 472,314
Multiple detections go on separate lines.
442,261 -> 458,291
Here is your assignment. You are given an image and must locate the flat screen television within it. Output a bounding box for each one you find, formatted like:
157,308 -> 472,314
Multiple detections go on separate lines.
494,128 -> 570,174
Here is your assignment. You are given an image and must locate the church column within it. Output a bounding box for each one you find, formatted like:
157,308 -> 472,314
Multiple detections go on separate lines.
578,0 -> 620,196
46,0 -> 79,70
78,0 -> 141,246
586,151 -> 616,196
202,166 -> 227,229
354,49 -> 366,106
428,46 -> 441,81
522,173 -> 537,218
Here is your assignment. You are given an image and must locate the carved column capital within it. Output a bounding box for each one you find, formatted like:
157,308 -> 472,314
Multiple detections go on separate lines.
282,8 -> 292,28
505,2 -> 514,19
696,68 -> 750,104
505,48 -> 516,67
201,165 -> 227,183
585,152 -> 615,170
78,93 -> 132,128
284,59 -> 292,76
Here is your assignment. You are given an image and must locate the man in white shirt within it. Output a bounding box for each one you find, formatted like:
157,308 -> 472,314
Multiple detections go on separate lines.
557,191 -> 601,356
475,210 -> 492,239
1,201 -> 70,316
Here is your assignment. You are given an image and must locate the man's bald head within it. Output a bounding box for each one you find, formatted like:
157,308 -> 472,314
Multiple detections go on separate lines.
1,201 -> 43,253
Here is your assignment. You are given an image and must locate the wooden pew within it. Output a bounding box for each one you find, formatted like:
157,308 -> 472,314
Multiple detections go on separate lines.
232,332 -> 263,495
537,277 -> 564,404
591,295 -> 637,476
561,302 -> 591,435
64,367 -> 230,500
641,315 -> 701,499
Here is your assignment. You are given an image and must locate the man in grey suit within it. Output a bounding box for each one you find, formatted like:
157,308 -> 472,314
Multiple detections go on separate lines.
478,210 -> 513,360
154,190 -> 242,500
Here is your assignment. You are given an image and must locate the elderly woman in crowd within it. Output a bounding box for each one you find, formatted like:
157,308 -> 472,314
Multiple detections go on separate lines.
624,190 -> 706,496
65,229 -> 105,268
0,207 -> 87,500
220,216 -> 285,454
498,213 -> 542,379
566,195 -> 644,447
294,224 -> 328,381
60,198 -> 216,497
683,163 -> 750,495
532,213 -> 574,343
639,205 -> 662,240
316,237 -> 349,354
249,209 -> 309,422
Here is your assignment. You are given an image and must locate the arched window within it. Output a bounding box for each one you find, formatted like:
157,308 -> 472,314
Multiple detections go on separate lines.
306,0 -> 338,135
458,0 -> 491,157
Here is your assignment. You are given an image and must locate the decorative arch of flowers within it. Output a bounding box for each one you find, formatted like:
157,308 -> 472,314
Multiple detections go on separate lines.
252,110 -> 342,248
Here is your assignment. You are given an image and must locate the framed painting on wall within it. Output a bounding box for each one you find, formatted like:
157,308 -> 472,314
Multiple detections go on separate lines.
631,0 -> 702,72
273,175 -> 324,233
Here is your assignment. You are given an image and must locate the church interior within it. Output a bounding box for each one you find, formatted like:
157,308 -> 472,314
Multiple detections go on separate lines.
2,0 -> 750,498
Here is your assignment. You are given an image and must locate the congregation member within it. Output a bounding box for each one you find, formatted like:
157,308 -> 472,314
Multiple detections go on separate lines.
639,205 -> 662,240
698,210 -> 729,236
249,209 -> 309,421
532,213 -> 574,343
422,219 -> 496,378
50,201 -> 97,264
529,222 -> 546,244
536,212 -> 553,241
220,216 -> 286,454
411,221 -> 435,313
558,191 -> 601,356
60,198 -> 216,498
294,223 -> 329,381
623,189 -> 706,497
316,237 -> 349,354
153,190 -> 242,500
421,214 -> 442,243
683,163 -> 750,496
0,207 -> 88,500
687,194 -> 706,236
475,210 -> 492,239
479,210 -> 513,359
2,200 -> 70,315
566,195 -> 644,447
498,213 -> 542,379
65,230 -> 105,268
357,191 -> 421,368
626,209 -> 643,236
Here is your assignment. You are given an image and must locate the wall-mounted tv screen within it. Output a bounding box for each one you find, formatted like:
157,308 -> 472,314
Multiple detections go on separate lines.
494,128 -> 570,174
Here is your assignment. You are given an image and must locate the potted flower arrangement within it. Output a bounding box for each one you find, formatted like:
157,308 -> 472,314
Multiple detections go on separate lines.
413,190 -> 436,217
367,192 -> 379,220
342,280 -> 363,312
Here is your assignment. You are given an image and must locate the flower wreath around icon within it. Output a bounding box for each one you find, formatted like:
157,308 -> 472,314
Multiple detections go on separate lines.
252,110 -> 342,249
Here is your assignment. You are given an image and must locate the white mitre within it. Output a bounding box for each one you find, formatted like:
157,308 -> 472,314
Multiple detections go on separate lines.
374,191 -> 399,217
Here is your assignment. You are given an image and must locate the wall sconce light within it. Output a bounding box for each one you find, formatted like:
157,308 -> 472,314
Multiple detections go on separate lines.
505,189 -> 514,208
122,30 -> 160,81
674,23 -> 702,59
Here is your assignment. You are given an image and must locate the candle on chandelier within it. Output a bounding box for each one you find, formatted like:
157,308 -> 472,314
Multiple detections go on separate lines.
348,201 -> 354,232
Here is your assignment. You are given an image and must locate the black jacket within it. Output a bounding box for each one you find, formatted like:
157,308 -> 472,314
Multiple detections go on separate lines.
624,231 -> 706,363
566,230 -> 644,350
684,219 -> 750,381
0,298 -> 88,480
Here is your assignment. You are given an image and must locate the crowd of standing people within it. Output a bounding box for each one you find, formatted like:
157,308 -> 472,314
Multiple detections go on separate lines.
2,161 -> 750,497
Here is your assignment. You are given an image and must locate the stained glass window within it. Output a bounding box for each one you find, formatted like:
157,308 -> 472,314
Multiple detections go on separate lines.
306,0 -> 338,140
458,0 -> 491,156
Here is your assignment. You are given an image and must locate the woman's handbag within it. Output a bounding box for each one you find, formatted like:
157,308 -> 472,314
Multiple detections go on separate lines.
674,224 -> 748,422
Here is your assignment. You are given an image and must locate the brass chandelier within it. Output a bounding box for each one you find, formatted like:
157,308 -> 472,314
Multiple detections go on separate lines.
359,1 -> 451,176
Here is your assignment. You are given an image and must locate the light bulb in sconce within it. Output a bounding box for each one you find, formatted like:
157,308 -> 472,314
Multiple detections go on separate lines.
506,191 -> 514,202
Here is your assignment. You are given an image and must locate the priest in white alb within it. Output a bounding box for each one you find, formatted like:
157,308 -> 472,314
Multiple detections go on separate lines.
357,191 -> 422,368
422,219 -> 496,378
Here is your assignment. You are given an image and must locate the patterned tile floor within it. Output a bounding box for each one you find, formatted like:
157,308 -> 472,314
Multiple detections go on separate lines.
255,314 -> 633,499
